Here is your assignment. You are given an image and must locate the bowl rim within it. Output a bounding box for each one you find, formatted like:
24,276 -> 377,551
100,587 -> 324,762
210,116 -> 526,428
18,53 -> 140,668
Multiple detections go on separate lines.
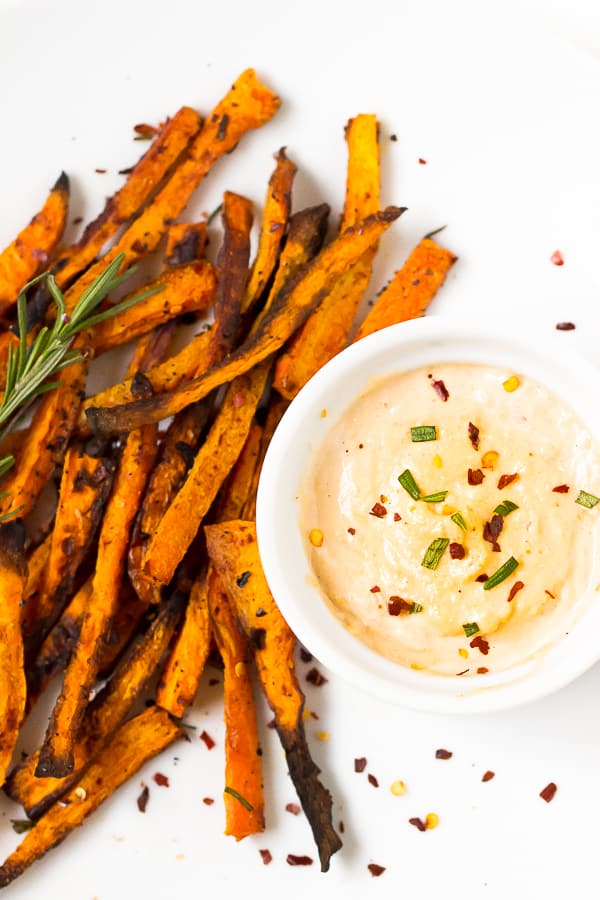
256,316 -> 600,713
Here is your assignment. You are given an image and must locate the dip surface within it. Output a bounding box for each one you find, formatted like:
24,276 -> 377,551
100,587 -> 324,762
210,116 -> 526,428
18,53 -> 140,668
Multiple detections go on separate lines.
301,363 -> 600,676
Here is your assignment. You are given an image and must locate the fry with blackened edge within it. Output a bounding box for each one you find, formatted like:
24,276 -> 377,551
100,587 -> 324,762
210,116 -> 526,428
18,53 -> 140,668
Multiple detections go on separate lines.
165,222 -> 208,267
86,206 -> 404,435
0,707 -> 183,888
0,521 -> 27,788
205,520 -> 342,872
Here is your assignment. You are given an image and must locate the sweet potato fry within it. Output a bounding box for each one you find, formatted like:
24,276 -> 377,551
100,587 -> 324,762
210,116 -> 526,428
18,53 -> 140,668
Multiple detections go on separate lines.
218,423 -> 263,522
164,222 -> 208,267
241,395 -> 289,521
0,522 -> 26,788
155,571 -> 210,718
205,521 -> 341,872
353,236 -> 457,341
87,206 -> 404,435
89,260 -> 216,355
0,707 -> 183,888
22,533 -> 51,610
6,589 -> 185,819
208,568 -> 265,839
0,172 -> 69,311
273,114 -> 380,398
242,148 -> 297,314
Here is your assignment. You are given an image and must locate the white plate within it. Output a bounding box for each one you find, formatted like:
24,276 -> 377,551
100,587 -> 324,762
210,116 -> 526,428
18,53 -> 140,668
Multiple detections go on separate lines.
2,1 -> 600,898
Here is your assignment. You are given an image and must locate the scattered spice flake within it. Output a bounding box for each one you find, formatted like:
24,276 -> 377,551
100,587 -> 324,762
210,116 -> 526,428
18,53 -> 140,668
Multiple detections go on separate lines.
236,570 -> 251,587
259,849 -> 273,865
498,473 -> 519,490
72,216 -> 83,225
299,647 -> 313,663
388,596 -> 413,616
153,772 -> 169,787
368,863 -> 386,877
200,730 -> 215,750
456,668 -> 470,676
468,468 -> 485,485
94,167 -> 107,174
308,528 -> 324,547
203,797 -> 215,805
545,589 -> 556,599
502,375 -> 520,393
391,780 -> 407,796
287,855 -> 313,866
540,782 -> 558,803
354,757 -> 367,773
418,158 -> 427,165
306,667 -> 328,686
137,785 -> 149,812
409,817 -> 427,832
390,134 -> 398,142
507,580 -> 525,603
347,526 -> 356,535
134,122 -> 159,138
267,717 -> 276,729
370,585 -> 381,593
483,514 -> 503,552
368,773 -> 379,788
476,574 -> 489,583
208,677 -> 220,686
470,635 -> 490,655
482,770 -> 495,782
477,666 -> 489,674
380,494 -> 388,503
339,819 -> 345,833
449,542 -> 466,560
468,421 -> 480,450
370,501 -> 387,518
425,813 -> 439,830
393,512 -> 402,522
286,803 -> 301,815
481,450 -> 499,470
556,321 -> 575,331
118,166 -> 134,175
315,731 -> 329,742
431,379 -> 449,402
458,648 -> 468,659
550,250 -> 564,266
435,748 -> 453,760
552,484 -> 570,493
320,408 -> 327,417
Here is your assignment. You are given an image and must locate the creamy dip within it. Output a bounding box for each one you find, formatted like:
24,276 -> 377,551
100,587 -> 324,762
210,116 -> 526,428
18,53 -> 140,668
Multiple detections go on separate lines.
301,363 -> 600,676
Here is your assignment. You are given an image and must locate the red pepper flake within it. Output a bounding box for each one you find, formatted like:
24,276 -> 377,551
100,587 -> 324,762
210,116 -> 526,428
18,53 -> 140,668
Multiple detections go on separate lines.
368,863 -> 386,877
153,772 -> 169,787
483,514 -> 503,552
498,473 -> 519,490
449,542 -> 466,560
545,589 -> 556,599
468,468 -> 485,485
137,785 -> 149,812
200,730 -> 215,749
370,585 -> 381,593
299,647 -> 313,663
370,502 -> 387,518
208,677 -> 220,686
287,855 -> 313,866
134,122 -> 159,138
233,392 -> 245,408
94,168 -> 107,174
368,773 -> 379,788
267,717 -> 276,729
550,250 -> 564,266
393,512 -> 401,522
431,379 -> 449,402
556,322 -> 575,331
72,216 -> 83,225
418,158 -> 427,165
552,484 -> 569,493
409,817 -> 427,832
482,770 -> 495,782
507,580 -> 525,602
203,797 -> 214,805
286,803 -> 301,815
540,782 -> 557,803
387,596 -> 412,616
476,574 -> 489,583
305,667 -> 328,686
456,668 -> 470,676
347,527 -> 356,535
259,849 -> 273,865
468,421 -> 480,450
435,748 -> 453,760
339,819 -> 345,833
477,666 -> 489,674
354,757 -> 367,773
470,636 -> 490,655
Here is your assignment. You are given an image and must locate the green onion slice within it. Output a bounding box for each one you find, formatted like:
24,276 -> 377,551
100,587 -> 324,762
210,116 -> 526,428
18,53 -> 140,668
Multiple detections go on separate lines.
483,556 -> 519,590
575,490 -> 600,509
421,490 -> 448,503
411,425 -> 437,442
421,537 -> 449,570
398,469 -> 421,500
462,622 -> 480,637
409,602 -> 424,614
494,500 -> 519,517
224,786 -> 254,811
450,511 -> 467,531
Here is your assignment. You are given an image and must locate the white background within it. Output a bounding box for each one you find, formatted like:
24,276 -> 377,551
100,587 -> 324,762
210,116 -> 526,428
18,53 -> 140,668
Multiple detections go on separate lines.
1,0 -> 600,897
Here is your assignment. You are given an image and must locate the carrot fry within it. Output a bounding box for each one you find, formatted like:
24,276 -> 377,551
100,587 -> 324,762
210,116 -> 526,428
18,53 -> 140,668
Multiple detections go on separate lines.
0,707 -> 183,888
273,114 -> 380,398
205,520 -> 342,872
0,522 -> 26,788
164,222 -> 208,267
155,571 -> 210,718
87,206 -> 404,435
208,568 -> 265,839
0,173 -> 69,311
242,148 -> 297,313
5,589 -> 185,820
353,236 -> 457,341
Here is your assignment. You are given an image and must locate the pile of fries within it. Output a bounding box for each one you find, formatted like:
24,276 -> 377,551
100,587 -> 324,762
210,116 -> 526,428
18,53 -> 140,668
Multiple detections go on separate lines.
0,68 -> 456,886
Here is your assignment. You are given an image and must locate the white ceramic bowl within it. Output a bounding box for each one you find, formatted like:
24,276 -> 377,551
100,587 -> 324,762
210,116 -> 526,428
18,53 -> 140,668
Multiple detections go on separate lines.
256,317 -> 600,713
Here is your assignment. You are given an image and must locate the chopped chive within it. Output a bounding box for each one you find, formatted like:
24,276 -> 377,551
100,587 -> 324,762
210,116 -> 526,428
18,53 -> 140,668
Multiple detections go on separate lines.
421,490 -> 448,503
224,786 -> 254,811
411,425 -> 437,442
409,602 -> 424,614
399,469 -> 421,500
421,537 -> 449,570
450,511 -> 467,531
483,556 -> 519,590
494,500 -> 519,517
575,490 -> 600,509
462,622 -> 480,637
